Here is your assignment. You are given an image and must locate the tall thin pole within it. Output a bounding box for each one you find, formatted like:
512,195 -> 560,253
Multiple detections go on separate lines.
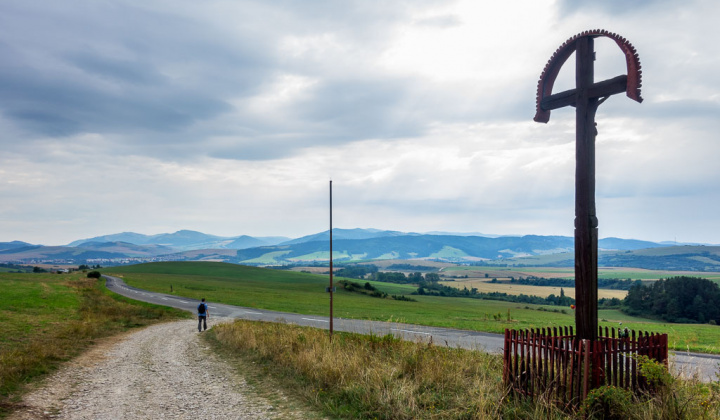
329,180 -> 334,338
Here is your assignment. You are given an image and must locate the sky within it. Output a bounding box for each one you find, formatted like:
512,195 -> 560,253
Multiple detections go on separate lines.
1,0 -> 719,246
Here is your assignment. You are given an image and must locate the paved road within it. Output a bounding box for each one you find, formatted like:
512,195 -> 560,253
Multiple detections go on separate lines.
104,275 -> 719,382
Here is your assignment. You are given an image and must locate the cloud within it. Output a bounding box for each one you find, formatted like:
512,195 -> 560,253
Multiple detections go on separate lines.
0,0 -> 719,245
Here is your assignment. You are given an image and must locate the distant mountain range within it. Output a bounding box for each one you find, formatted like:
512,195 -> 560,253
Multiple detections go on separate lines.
66,230 -> 289,251
2,228 -> 720,272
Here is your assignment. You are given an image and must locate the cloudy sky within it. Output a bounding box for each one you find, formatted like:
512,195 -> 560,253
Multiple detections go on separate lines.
1,0 -> 718,246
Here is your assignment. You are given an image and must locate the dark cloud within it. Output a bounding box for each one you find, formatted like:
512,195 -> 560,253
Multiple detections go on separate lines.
6,110 -> 81,137
0,58 -> 232,137
0,2 -> 273,139
0,1 -> 441,155
65,52 -> 165,86
1,0 -> 535,163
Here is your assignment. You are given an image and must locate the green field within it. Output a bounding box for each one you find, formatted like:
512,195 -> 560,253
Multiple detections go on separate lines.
109,262 -> 720,354
0,274 -> 81,346
0,271 -> 188,417
0,267 -> 28,273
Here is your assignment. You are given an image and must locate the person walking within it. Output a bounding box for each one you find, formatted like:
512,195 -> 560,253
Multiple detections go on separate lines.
197,298 -> 209,332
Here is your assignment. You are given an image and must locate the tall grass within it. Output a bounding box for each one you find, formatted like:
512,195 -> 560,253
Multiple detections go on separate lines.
213,320 -> 509,419
211,320 -> 720,419
0,274 -> 188,417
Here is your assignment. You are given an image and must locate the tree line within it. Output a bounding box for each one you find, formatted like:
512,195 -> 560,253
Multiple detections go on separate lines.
334,266 -> 720,322
346,269 -> 626,308
494,276 -> 639,290
621,276 -> 720,324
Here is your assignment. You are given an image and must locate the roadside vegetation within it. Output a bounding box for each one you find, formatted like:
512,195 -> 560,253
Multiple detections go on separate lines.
209,319 -> 720,419
0,271 -> 189,417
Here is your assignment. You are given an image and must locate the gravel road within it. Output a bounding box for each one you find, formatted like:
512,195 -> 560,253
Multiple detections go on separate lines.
9,319 -> 305,420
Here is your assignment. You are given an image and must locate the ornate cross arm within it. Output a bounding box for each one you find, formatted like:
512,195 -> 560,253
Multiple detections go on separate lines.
540,75 -> 628,111
534,29 -> 643,123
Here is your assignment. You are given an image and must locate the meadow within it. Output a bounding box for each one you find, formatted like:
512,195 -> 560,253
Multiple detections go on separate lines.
109,261 -> 720,354
208,319 -> 720,419
0,271 -> 188,417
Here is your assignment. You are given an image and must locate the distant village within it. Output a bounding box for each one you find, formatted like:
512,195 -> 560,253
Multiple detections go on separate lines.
1,255 -> 190,272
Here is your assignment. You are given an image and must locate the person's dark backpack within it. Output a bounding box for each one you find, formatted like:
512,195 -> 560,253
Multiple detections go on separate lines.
198,303 -> 206,315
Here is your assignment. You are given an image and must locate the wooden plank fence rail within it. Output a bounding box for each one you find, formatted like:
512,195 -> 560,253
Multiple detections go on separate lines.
503,327 -> 668,404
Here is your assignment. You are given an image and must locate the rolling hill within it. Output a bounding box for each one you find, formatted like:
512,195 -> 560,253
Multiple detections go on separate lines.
281,228 -> 419,245
2,229 -> 719,271
0,241 -> 33,252
67,230 -> 290,250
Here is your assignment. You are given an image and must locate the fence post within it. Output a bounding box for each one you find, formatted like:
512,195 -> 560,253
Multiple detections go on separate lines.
582,339 -> 591,400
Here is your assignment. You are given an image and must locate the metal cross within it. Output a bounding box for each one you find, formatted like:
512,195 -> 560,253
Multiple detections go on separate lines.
534,30 -> 643,341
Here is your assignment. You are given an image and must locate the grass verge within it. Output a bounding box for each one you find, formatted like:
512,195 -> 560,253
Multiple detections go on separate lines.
210,319 -> 720,419
0,272 -> 189,418
211,319 -> 508,419
202,328 -> 328,420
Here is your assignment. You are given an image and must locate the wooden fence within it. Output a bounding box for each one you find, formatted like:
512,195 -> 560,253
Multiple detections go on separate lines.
503,326 -> 668,404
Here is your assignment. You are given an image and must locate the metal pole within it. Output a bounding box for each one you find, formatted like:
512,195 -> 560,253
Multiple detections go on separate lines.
329,180 -> 334,339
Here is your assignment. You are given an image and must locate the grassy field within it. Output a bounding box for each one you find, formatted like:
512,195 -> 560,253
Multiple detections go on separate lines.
0,267 -> 27,273
0,271 -> 189,417
109,262 -> 720,354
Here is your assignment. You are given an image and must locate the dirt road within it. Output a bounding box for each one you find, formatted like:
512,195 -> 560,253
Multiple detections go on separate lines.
9,319 -> 304,420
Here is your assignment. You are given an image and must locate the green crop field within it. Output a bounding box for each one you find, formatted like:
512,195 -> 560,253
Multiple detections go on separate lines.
109,262 -> 720,354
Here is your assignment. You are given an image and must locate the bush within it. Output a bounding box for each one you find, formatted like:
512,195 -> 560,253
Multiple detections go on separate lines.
581,385 -> 634,420
87,271 -> 102,279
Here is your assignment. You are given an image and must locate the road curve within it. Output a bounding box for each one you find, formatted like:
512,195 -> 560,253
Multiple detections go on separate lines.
104,275 -> 719,382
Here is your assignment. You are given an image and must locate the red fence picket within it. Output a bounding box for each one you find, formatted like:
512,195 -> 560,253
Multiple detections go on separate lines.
503,327 -> 668,404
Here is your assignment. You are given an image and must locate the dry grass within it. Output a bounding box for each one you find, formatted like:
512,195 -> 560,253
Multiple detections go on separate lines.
211,320 -> 720,420
213,319 -> 509,419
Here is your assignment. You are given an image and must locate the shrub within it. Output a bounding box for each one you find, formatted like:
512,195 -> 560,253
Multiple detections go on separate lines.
87,271 -> 102,279
580,385 -> 634,420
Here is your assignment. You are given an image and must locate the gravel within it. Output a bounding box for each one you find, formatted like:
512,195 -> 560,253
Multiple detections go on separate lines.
9,319 -> 301,420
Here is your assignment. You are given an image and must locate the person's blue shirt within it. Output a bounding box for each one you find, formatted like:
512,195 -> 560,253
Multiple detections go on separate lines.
197,302 -> 208,316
